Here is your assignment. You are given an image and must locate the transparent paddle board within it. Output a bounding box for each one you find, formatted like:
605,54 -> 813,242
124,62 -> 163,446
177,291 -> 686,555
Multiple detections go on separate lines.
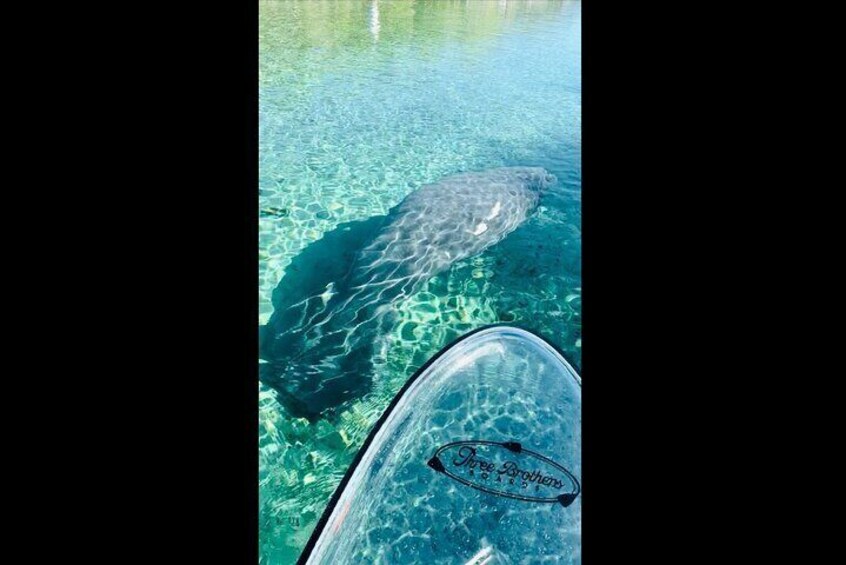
299,325 -> 582,564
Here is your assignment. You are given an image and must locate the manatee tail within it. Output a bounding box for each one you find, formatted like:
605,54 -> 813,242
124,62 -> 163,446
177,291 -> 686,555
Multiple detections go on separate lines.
259,350 -> 374,422
259,214 -> 393,419
261,215 -> 387,362
259,360 -> 320,421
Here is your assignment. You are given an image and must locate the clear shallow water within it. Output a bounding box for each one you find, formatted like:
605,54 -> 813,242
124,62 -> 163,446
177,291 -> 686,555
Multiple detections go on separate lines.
259,1 -> 580,562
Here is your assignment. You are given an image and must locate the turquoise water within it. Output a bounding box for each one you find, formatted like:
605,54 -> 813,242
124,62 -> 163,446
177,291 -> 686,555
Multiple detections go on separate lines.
259,1 -> 580,562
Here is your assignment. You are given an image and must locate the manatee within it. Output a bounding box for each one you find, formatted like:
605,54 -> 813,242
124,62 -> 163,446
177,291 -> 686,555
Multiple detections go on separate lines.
259,166 -> 556,420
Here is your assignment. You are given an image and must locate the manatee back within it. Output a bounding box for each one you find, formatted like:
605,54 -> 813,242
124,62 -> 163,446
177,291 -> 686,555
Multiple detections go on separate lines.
350,168 -> 542,283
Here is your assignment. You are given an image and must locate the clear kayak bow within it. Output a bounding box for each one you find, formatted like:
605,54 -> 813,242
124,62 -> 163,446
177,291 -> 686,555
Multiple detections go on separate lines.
299,325 -> 582,564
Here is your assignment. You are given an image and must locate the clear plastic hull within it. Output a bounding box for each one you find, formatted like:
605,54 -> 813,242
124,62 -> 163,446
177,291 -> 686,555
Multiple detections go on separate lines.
301,326 -> 582,564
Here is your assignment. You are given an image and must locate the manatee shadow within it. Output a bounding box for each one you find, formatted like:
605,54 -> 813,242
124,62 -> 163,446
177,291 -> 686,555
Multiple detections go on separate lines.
259,214 -> 388,420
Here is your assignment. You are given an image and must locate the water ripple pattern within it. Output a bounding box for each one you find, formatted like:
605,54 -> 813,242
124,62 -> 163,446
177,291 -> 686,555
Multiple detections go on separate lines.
259,1 -> 580,562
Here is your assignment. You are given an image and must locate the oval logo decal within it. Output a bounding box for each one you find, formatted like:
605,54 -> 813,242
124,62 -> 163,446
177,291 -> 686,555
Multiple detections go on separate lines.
427,440 -> 580,506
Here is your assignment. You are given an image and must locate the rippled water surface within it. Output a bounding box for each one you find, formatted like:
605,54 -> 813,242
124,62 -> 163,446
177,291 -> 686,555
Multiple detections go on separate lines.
259,1 -> 580,562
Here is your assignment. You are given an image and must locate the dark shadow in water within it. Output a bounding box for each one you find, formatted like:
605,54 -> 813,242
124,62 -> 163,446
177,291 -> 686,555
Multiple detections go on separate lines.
259,214 -> 388,421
